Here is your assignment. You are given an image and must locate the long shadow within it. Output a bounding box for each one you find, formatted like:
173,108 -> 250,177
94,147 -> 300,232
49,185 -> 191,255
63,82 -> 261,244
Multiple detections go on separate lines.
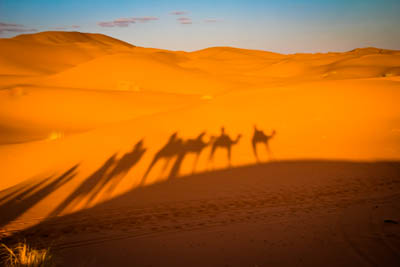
3,160 -> 400,249
0,182 -> 39,205
50,140 -> 146,216
0,164 -> 79,227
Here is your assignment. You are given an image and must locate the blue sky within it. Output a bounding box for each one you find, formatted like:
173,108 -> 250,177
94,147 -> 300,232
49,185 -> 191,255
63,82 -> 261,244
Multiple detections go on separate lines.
1,0 -> 399,53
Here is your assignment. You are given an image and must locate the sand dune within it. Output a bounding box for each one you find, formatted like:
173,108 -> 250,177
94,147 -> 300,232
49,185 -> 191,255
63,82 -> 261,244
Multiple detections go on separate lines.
0,31 -> 133,76
1,31 -> 400,266
40,52 -> 229,94
13,31 -> 134,47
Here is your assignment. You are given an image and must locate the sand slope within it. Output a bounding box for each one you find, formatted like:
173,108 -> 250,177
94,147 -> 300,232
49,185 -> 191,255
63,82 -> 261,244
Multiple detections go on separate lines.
40,52 -> 228,94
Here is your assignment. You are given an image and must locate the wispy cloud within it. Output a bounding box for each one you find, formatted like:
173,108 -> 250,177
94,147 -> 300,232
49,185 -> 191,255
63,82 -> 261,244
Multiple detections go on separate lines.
177,17 -> 192,25
170,11 -> 188,15
113,18 -> 136,27
169,10 -> 192,24
97,17 -> 158,28
132,17 -> 159,22
0,22 -> 36,34
204,18 -> 221,23
0,22 -> 23,27
98,21 -> 119,28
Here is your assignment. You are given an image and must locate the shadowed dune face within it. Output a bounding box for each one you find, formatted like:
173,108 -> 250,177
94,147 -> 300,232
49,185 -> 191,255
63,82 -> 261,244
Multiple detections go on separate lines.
0,32 -> 400,237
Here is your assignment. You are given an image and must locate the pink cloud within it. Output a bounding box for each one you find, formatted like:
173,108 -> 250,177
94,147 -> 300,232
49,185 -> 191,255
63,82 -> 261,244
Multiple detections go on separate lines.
97,21 -> 117,27
0,22 -> 23,27
132,17 -> 159,22
0,22 -> 36,34
97,17 -> 158,28
177,17 -> 192,24
170,11 -> 188,15
113,18 -> 135,27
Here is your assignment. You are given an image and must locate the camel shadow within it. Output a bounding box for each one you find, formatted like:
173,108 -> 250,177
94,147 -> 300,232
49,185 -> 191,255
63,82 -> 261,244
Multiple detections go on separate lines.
50,140 -> 146,216
140,133 -> 184,185
208,127 -> 242,168
142,128 -> 242,182
103,140 -> 146,196
48,156 -> 117,217
168,131 -> 214,179
252,125 -> 276,163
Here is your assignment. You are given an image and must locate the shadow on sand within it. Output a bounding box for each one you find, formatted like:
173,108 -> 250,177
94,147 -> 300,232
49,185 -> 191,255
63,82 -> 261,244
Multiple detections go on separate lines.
0,140 -> 147,226
2,159 -> 400,250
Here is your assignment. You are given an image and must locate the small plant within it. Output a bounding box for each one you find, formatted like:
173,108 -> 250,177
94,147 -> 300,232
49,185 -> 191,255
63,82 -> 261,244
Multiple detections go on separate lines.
0,241 -> 54,267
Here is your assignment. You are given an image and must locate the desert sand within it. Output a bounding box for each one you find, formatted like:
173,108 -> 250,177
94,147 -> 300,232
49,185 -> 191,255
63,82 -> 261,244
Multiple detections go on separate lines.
1,31 -> 400,266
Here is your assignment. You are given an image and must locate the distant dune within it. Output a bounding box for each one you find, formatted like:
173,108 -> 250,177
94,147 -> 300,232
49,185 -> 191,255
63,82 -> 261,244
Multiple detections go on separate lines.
12,31 -> 135,47
0,31 -> 133,76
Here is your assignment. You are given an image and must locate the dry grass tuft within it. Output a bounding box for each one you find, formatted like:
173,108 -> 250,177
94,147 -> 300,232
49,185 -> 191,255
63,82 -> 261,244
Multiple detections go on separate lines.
0,241 -> 54,267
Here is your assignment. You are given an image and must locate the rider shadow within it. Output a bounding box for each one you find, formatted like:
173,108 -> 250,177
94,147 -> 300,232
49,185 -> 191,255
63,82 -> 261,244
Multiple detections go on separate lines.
208,127 -> 242,168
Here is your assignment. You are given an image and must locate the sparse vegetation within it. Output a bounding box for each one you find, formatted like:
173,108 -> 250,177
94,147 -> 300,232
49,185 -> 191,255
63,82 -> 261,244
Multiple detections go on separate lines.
0,241 -> 54,267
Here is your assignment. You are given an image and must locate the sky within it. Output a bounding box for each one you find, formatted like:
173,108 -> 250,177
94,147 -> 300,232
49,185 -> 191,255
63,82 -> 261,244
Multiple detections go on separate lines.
1,0 -> 400,53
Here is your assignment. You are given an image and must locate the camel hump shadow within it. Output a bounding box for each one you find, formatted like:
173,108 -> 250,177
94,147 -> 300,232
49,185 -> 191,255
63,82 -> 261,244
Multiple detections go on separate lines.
142,131 -> 217,183
169,131 -> 214,178
141,132 -> 184,184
